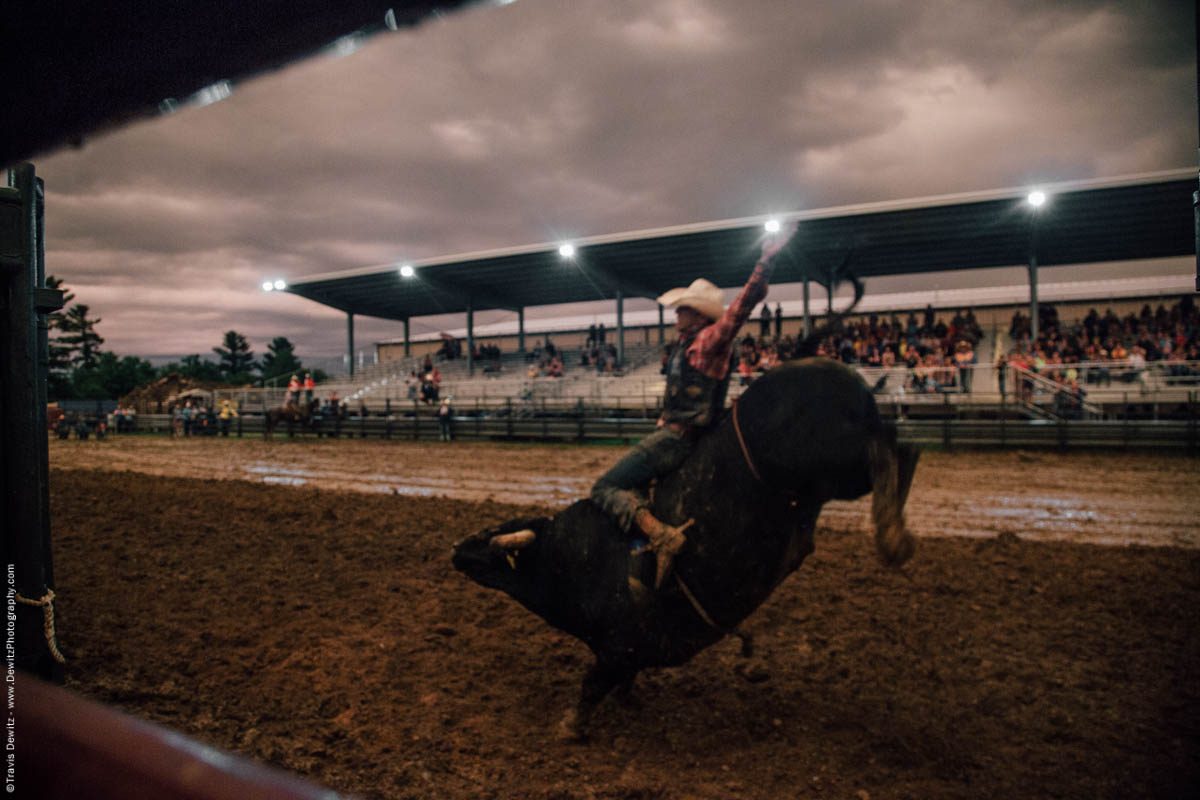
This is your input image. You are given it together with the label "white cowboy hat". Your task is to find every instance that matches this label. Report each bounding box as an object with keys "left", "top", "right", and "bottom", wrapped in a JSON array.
[{"left": 657, "top": 278, "right": 724, "bottom": 320}]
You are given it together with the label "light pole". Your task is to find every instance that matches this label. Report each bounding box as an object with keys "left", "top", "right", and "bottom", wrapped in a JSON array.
[{"left": 1026, "top": 191, "right": 1046, "bottom": 347}]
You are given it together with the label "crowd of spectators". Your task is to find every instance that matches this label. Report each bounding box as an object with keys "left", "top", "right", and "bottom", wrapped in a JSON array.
[
  {"left": 726, "top": 304, "right": 983, "bottom": 394},
  {"left": 525, "top": 337, "right": 565, "bottom": 378},
  {"left": 405, "top": 355, "right": 443, "bottom": 404},
  {"left": 1006, "top": 295, "right": 1200, "bottom": 390}
]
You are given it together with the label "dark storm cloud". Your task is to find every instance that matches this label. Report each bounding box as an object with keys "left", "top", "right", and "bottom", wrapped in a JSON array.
[{"left": 34, "top": 0, "right": 1195, "bottom": 359}]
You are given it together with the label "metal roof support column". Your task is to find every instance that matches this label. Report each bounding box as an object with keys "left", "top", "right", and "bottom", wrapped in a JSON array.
[
  {"left": 616, "top": 289, "right": 625, "bottom": 367},
  {"left": 347, "top": 312, "right": 355, "bottom": 378},
  {"left": 518, "top": 308, "right": 525, "bottom": 355},
  {"left": 467, "top": 304, "right": 475, "bottom": 377},
  {"left": 403, "top": 318, "right": 410, "bottom": 358},
  {"left": 1029, "top": 212, "right": 1040, "bottom": 346},
  {"left": 802, "top": 278, "right": 811, "bottom": 337},
  {"left": 657, "top": 304, "right": 664, "bottom": 346}
]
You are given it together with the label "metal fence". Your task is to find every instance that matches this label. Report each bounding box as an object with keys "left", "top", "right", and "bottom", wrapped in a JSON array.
[{"left": 112, "top": 407, "right": 1198, "bottom": 450}]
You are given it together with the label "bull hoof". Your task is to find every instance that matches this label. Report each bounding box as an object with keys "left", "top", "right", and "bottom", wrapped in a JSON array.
[{"left": 554, "top": 707, "right": 586, "bottom": 742}]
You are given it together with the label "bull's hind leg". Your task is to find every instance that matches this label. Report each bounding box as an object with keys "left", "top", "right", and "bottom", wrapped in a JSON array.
[{"left": 555, "top": 659, "right": 637, "bottom": 741}]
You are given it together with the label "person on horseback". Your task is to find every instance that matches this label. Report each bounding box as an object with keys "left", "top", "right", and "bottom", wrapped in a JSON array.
[
  {"left": 285, "top": 374, "right": 300, "bottom": 409},
  {"left": 590, "top": 221, "right": 798, "bottom": 590}
]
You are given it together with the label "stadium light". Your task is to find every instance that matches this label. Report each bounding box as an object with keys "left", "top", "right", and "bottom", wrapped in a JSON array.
[
  {"left": 1027, "top": 190, "right": 1047, "bottom": 208},
  {"left": 764, "top": 219, "right": 781, "bottom": 233},
  {"left": 261, "top": 280, "right": 274, "bottom": 292},
  {"left": 273, "top": 279, "right": 287, "bottom": 291},
  {"left": 558, "top": 243, "right": 576, "bottom": 259},
  {"left": 399, "top": 264, "right": 415, "bottom": 278}
]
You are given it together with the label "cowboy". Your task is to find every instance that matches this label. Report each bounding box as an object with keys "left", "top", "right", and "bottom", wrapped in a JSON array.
[
  {"left": 285, "top": 374, "right": 300, "bottom": 407},
  {"left": 590, "top": 221, "right": 797, "bottom": 590},
  {"left": 303, "top": 372, "right": 315, "bottom": 404}
]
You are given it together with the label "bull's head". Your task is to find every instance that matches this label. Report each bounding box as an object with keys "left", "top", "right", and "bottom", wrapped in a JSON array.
[{"left": 451, "top": 518, "right": 549, "bottom": 606}]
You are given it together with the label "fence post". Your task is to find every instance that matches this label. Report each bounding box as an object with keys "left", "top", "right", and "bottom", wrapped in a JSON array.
[
  {"left": 385, "top": 398, "right": 392, "bottom": 439},
  {"left": 942, "top": 392, "right": 951, "bottom": 449},
  {"left": 1122, "top": 392, "right": 1129, "bottom": 448},
  {"left": 506, "top": 397, "right": 513, "bottom": 439},
  {"left": 999, "top": 386, "right": 1007, "bottom": 446},
  {"left": 1190, "top": 390, "right": 1197, "bottom": 453},
  {"left": 236, "top": 400, "right": 243, "bottom": 438},
  {"left": 412, "top": 399, "right": 419, "bottom": 440}
]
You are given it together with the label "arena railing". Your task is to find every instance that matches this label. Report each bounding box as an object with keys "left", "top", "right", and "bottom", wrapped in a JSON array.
[
  {"left": 153, "top": 360, "right": 1200, "bottom": 430},
  {"left": 112, "top": 396, "right": 1199, "bottom": 449}
]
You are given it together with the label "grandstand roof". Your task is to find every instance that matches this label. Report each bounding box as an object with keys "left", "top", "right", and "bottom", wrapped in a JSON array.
[{"left": 285, "top": 168, "right": 1196, "bottom": 324}]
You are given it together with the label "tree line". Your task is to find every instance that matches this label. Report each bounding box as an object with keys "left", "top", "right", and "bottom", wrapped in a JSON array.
[{"left": 47, "top": 276, "right": 327, "bottom": 400}]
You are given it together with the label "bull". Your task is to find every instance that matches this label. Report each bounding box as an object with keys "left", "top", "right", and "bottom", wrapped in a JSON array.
[{"left": 453, "top": 356, "right": 919, "bottom": 739}]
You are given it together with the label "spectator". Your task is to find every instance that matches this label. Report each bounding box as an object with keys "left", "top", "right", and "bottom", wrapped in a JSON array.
[
  {"left": 438, "top": 396, "right": 454, "bottom": 441},
  {"left": 954, "top": 340, "right": 976, "bottom": 393},
  {"left": 303, "top": 372, "right": 315, "bottom": 404},
  {"left": 217, "top": 399, "right": 238, "bottom": 436},
  {"left": 774, "top": 303, "right": 783, "bottom": 339}
]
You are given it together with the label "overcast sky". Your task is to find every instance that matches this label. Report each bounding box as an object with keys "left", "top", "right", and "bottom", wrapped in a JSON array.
[{"left": 33, "top": 0, "right": 1196, "bottom": 365}]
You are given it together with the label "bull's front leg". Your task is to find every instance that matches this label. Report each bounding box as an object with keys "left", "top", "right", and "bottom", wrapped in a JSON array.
[{"left": 555, "top": 659, "right": 637, "bottom": 741}]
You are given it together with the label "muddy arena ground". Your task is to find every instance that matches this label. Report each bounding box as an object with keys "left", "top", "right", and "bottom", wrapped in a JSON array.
[{"left": 47, "top": 437, "right": 1200, "bottom": 799}]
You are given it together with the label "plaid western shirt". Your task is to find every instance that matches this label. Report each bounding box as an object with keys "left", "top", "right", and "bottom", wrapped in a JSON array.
[{"left": 684, "top": 257, "right": 773, "bottom": 380}]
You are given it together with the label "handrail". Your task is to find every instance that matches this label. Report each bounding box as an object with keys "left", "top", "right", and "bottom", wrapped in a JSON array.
[{"left": 1008, "top": 365, "right": 1106, "bottom": 419}]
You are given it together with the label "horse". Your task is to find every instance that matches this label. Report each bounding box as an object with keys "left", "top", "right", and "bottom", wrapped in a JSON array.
[{"left": 264, "top": 398, "right": 317, "bottom": 439}]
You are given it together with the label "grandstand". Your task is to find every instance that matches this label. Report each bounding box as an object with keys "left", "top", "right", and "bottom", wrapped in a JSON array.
[{"left": 215, "top": 169, "right": 1200, "bottom": 439}]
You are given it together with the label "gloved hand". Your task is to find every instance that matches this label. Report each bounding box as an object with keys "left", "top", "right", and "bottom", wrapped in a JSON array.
[{"left": 761, "top": 219, "right": 798, "bottom": 261}]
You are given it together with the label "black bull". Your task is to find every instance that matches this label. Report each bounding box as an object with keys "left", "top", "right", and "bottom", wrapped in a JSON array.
[{"left": 452, "top": 357, "right": 919, "bottom": 737}]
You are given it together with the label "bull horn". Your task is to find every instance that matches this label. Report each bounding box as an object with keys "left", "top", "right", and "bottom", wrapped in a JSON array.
[{"left": 489, "top": 529, "right": 536, "bottom": 550}]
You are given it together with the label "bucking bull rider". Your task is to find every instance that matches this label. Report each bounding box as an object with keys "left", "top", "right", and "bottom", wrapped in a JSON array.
[{"left": 590, "top": 220, "right": 798, "bottom": 592}]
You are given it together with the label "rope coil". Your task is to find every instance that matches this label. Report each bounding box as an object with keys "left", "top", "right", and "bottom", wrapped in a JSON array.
[{"left": 16, "top": 589, "right": 67, "bottom": 664}]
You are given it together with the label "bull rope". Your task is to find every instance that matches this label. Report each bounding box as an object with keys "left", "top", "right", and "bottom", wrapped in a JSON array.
[
  {"left": 730, "top": 398, "right": 763, "bottom": 483},
  {"left": 16, "top": 589, "right": 67, "bottom": 664},
  {"left": 674, "top": 574, "right": 753, "bottom": 657}
]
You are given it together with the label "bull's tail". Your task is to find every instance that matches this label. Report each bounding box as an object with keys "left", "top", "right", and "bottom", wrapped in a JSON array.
[
  {"left": 791, "top": 273, "right": 865, "bottom": 359},
  {"left": 867, "top": 427, "right": 919, "bottom": 567}
]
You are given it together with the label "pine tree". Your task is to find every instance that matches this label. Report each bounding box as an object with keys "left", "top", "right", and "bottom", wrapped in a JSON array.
[
  {"left": 45, "top": 275, "right": 76, "bottom": 396},
  {"left": 259, "top": 337, "right": 303, "bottom": 385},
  {"left": 213, "top": 330, "right": 257, "bottom": 382},
  {"left": 57, "top": 303, "right": 104, "bottom": 369}
]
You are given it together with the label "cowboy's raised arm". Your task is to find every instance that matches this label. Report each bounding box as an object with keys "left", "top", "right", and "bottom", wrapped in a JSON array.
[{"left": 704, "top": 220, "right": 799, "bottom": 345}]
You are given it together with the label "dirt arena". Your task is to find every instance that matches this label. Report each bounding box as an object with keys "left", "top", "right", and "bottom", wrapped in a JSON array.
[{"left": 47, "top": 437, "right": 1200, "bottom": 799}]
